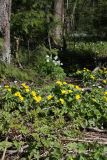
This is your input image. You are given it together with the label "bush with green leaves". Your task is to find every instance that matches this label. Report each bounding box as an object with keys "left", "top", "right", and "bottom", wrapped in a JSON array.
[
  {"left": 73, "top": 67, "right": 107, "bottom": 87},
  {"left": 21, "top": 45, "right": 66, "bottom": 80}
]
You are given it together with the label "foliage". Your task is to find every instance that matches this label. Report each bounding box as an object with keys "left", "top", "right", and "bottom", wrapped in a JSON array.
[
  {"left": 68, "top": 41, "right": 107, "bottom": 58},
  {"left": 65, "top": 0, "right": 107, "bottom": 39},
  {"left": 73, "top": 67, "right": 107, "bottom": 86},
  {"left": 11, "top": 0, "right": 53, "bottom": 46},
  {"left": 0, "top": 68, "right": 107, "bottom": 159}
]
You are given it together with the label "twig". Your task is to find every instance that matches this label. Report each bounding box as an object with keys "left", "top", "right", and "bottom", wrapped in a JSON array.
[
  {"left": 1, "top": 136, "right": 8, "bottom": 160},
  {"left": 7, "top": 145, "right": 29, "bottom": 155}
]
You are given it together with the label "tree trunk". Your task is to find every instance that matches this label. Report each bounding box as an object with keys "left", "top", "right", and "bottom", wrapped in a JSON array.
[
  {"left": 0, "top": 0, "right": 11, "bottom": 63},
  {"left": 54, "top": 0, "right": 64, "bottom": 45}
]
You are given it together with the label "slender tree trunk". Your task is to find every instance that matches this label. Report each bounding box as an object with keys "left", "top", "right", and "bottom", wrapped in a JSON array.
[
  {"left": 54, "top": 0, "right": 64, "bottom": 45},
  {"left": 0, "top": 0, "right": 11, "bottom": 63},
  {"left": 70, "top": 0, "right": 78, "bottom": 31}
]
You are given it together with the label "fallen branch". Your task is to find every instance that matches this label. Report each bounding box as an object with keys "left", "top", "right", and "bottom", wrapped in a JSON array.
[
  {"left": 61, "top": 138, "right": 107, "bottom": 145},
  {"left": 85, "top": 127, "right": 107, "bottom": 133},
  {"left": 7, "top": 145, "right": 29, "bottom": 155},
  {"left": 7, "top": 145, "right": 49, "bottom": 158}
]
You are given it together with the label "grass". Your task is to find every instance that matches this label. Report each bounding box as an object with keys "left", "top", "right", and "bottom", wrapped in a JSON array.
[{"left": 0, "top": 61, "right": 37, "bottom": 82}]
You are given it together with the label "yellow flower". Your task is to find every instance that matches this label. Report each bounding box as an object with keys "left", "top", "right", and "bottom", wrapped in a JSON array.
[
  {"left": 75, "top": 85, "right": 81, "bottom": 90},
  {"left": 83, "top": 68, "right": 90, "bottom": 72},
  {"left": 19, "top": 96, "right": 24, "bottom": 101},
  {"left": 14, "top": 92, "right": 24, "bottom": 101},
  {"left": 7, "top": 88, "right": 11, "bottom": 92},
  {"left": 4, "top": 85, "right": 11, "bottom": 92},
  {"left": 59, "top": 98, "right": 64, "bottom": 104},
  {"left": 61, "top": 90, "right": 68, "bottom": 95},
  {"left": 33, "top": 96, "right": 42, "bottom": 103},
  {"left": 104, "top": 96, "right": 107, "bottom": 102},
  {"left": 63, "top": 82, "right": 67, "bottom": 85},
  {"left": 56, "top": 80, "right": 63, "bottom": 86},
  {"left": 104, "top": 91, "right": 107, "bottom": 96},
  {"left": 68, "top": 90, "right": 73, "bottom": 93},
  {"left": 21, "top": 83, "right": 26, "bottom": 87},
  {"left": 75, "top": 94, "right": 81, "bottom": 100},
  {"left": 31, "top": 91, "right": 36, "bottom": 97},
  {"left": 102, "top": 80, "right": 107, "bottom": 84},
  {"left": 21, "top": 83, "right": 29, "bottom": 89},
  {"left": 47, "top": 95, "right": 53, "bottom": 100},
  {"left": 24, "top": 85, "right": 29, "bottom": 89},
  {"left": 25, "top": 88, "right": 30, "bottom": 92},
  {"left": 14, "top": 92, "right": 21, "bottom": 97},
  {"left": 90, "top": 75, "right": 95, "bottom": 80},
  {"left": 4, "top": 85, "right": 9, "bottom": 88}
]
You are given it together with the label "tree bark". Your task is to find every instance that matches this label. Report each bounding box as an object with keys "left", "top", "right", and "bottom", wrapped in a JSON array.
[
  {"left": 0, "top": 0, "right": 11, "bottom": 63},
  {"left": 54, "top": 0, "right": 64, "bottom": 45}
]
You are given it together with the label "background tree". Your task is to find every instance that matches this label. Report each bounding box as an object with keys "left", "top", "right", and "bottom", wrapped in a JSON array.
[
  {"left": 53, "top": 0, "right": 64, "bottom": 46},
  {"left": 0, "top": 0, "right": 11, "bottom": 63},
  {"left": 64, "top": 0, "right": 107, "bottom": 41}
]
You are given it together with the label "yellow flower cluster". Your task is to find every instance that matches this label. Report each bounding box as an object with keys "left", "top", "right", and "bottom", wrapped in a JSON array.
[
  {"left": 61, "top": 89, "right": 73, "bottom": 95},
  {"left": 75, "top": 94, "right": 81, "bottom": 100},
  {"left": 33, "top": 96, "right": 42, "bottom": 103},
  {"left": 63, "top": 82, "right": 67, "bottom": 85},
  {"left": 104, "top": 91, "right": 107, "bottom": 96},
  {"left": 90, "top": 74, "right": 95, "bottom": 80},
  {"left": 55, "top": 81, "right": 82, "bottom": 102},
  {"left": 59, "top": 98, "right": 64, "bottom": 104},
  {"left": 56, "top": 80, "right": 63, "bottom": 86},
  {"left": 14, "top": 91, "right": 24, "bottom": 101},
  {"left": 83, "top": 68, "right": 90, "bottom": 72},
  {"left": 56, "top": 81, "right": 68, "bottom": 86},
  {"left": 61, "top": 90, "right": 68, "bottom": 95},
  {"left": 21, "top": 83, "right": 30, "bottom": 92},
  {"left": 47, "top": 95, "right": 53, "bottom": 100},
  {"left": 4, "top": 85, "right": 11, "bottom": 92},
  {"left": 68, "top": 90, "right": 73, "bottom": 93},
  {"left": 31, "top": 90, "right": 41, "bottom": 103},
  {"left": 102, "top": 80, "right": 107, "bottom": 84},
  {"left": 31, "top": 91, "right": 36, "bottom": 97},
  {"left": 104, "top": 92, "right": 107, "bottom": 102},
  {"left": 75, "top": 85, "right": 81, "bottom": 90},
  {"left": 104, "top": 97, "right": 107, "bottom": 102}
]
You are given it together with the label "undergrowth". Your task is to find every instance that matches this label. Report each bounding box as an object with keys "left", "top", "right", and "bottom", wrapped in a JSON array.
[{"left": 0, "top": 67, "right": 107, "bottom": 159}]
